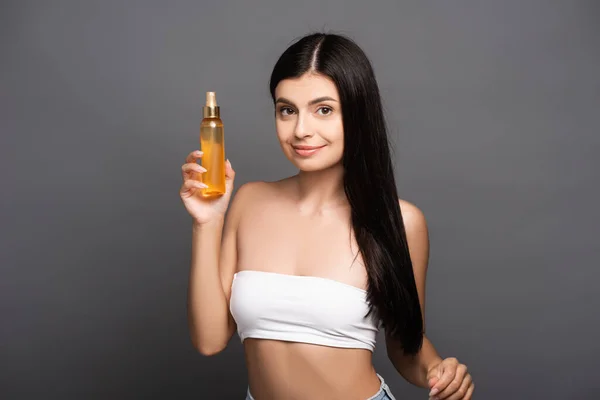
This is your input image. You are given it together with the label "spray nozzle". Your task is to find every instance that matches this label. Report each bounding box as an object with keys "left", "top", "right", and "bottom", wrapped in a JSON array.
[{"left": 206, "top": 92, "right": 217, "bottom": 107}]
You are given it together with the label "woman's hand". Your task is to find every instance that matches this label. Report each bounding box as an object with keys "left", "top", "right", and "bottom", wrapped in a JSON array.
[
  {"left": 426, "top": 357, "right": 474, "bottom": 399},
  {"left": 179, "top": 150, "right": 235, "bottom": 225}
]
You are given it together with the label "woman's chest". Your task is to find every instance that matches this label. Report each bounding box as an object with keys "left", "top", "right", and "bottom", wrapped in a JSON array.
[{"left": 236, "top": 203, "right": 368, "bottom": 289}]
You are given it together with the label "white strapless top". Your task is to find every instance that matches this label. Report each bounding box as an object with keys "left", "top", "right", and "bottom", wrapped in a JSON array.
[{"left": 229, "top": 270, "right": 380, "bottom": 352}]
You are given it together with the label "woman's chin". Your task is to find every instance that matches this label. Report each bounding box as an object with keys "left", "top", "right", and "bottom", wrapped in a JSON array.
[{"left": 288, "top": 158, "right": 342, "bottom": 172}]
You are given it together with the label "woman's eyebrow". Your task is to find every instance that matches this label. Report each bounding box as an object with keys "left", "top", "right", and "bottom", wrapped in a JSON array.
[{"left": 275, "top": 96, "right": 338, "bottom": 107}]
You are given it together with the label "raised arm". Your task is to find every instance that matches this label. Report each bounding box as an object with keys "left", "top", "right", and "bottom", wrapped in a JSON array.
[{"left": 180, "top": 152, "right": 246, "bottom": 355}]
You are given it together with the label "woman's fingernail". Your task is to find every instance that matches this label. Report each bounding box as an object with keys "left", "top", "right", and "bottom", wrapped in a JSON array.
[{"left": 429, "top": 388, "right": 439, "bottom": 396}]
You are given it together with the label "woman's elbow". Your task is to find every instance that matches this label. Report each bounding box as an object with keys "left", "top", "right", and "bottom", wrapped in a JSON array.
[{"left": 191, "top": 337, "right": 227, "bottom": 356}]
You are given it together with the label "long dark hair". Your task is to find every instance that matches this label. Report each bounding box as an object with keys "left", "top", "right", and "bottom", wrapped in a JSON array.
[{"left": 269, "top": 33, "right": 424, "bottom": 355}]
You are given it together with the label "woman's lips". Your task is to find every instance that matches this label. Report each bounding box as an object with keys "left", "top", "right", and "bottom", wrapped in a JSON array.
[{"left": 292, "top": 144, "right": 326, "bottom": 157}]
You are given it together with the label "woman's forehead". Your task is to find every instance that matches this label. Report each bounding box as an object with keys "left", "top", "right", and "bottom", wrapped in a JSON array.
[{"left": 275, "top": 73, "right": 339, "bottom": 103}]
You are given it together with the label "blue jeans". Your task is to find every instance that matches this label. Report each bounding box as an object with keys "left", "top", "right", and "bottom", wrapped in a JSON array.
[{"left": 245, "top": 373, "right": 396, "bottom": 400}]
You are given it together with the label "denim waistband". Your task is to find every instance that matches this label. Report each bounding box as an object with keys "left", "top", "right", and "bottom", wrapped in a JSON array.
[{"left": 245, "top": 373, "right": 396, "bottom": 400}]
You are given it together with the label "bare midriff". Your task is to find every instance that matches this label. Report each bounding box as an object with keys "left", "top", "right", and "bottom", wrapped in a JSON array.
[{"left": 243, "top": 339, "right": 382, "bottom": 400}]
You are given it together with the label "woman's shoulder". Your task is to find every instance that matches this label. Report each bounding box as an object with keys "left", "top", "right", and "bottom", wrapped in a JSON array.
[
  {"left": 398, "top": 198, "right": 424, "bottom": 218},
  {"left": 231, "top": 177, "right": 292, "bottom": 207},
  {"left": 398, "top": 198, "right": 428, "bottom": 238}
]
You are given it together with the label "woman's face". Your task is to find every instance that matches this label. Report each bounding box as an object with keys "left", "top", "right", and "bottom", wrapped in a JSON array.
[{"left": 273, "top": 73, "right": 344, "bottom": 172}]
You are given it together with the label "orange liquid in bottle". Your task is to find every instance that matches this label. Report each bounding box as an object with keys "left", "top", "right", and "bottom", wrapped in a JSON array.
[{"left": 199, "top": 117, "right": 225, "bottom": 197}]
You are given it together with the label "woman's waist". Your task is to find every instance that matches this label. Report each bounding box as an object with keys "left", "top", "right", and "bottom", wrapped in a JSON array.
[{"left": 244, "top": 339, "right": 380, "bottom": 399}]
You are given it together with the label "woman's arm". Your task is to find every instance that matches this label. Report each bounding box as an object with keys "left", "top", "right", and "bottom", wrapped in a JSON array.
[
  {"left": 385, "top": 200, "right": 442, "bottom": 386},
  {"left": 187, "top": 183, "right": 253, "bottom": 355},
  {"left": 386, "top": 333, "right": 442, "bottom": 388},
  {"left": 387, "top": 200, "right": 473, "bottom": 399}
]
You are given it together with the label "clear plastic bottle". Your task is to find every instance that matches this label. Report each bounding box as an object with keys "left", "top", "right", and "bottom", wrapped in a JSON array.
[{"left": 199, "top": 91, "right": 226, "bottom": 197}]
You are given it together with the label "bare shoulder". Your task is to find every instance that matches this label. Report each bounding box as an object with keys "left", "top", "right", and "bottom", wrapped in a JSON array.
[
  {"left": 232, "top": 180, "right": 272, "bottom": 201},
  {"left": 227, "top": 179, "right": 287, "bottom": 218},
  {"left": 398, "top": 199, "right": 430, "bottom": 265},
  {"left": 228, "top": 181, "right": 268, "bottom": 215},
  {"left": 398, "top": 198, "right": 428, "bottom": 233},
  {"left": 233, "top": 179, "right": 285, "bottom": 202}
]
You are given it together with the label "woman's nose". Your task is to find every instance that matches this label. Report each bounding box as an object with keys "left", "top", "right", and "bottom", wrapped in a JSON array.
[{"left": 293, "top": 113, "right": 314, "bottom": 139}]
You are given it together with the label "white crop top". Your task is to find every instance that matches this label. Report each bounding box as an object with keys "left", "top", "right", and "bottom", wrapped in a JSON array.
[{"left": 229, "top": 270, "right": 380, "bottom": 352}]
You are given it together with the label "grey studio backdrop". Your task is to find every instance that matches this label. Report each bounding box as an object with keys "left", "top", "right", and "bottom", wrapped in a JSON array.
[{"left": 1, "top": 1, "right": 599, "bottom": 399}]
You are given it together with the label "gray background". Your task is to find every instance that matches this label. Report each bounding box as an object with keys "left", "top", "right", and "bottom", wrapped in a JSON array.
[{"left": 1, "top": 0, "right": 599, "bottom": 399}]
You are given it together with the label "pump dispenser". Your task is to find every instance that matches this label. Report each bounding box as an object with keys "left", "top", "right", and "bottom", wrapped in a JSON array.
[{"left": 199, "top": 91, "right": 226, "bottom": 197}]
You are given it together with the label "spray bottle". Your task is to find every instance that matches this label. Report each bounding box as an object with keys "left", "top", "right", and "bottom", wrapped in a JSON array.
[{"left": 199, "top": 91, "right": 226, "bottom": 197}]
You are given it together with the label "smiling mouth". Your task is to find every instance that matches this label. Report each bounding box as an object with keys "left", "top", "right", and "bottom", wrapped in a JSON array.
[{"left": 292, "top": 144, "right": 326, "bottom": 156}]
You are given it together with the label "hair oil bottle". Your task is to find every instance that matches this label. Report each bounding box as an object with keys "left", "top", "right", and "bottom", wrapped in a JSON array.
[{"left": 199, "top": 91, "right": 226, "bottom": 197}]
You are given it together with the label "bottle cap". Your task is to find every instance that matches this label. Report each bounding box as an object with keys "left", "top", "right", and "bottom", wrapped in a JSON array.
[{"left": 203, "top": 91, "right": 220, "bottom": 118}]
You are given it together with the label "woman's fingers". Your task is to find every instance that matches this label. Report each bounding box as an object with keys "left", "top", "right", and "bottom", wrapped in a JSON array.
[
  {"left": 225, "top": 159, "right": 235, "bottom": 180},
  {"left": 183, "top": 151, "right": 234, "bottom": 195},
  {"left": 181, "top": 162, "right": 207, "bottom": 181},
  {"left": 224, "top": 159, "right": 235, "bottom": 194},
  {"left": 184, "top": 179, "right": 208, "bottom": 189},
  {"left": 185, "top": 150, "right": 203, "bottom": 163},
  {"left": 433, "top": 361, "right": 466, "bottom": 400},
  {"left": 464, "top": 383, "right": 474, "bottom": 399},
  {"left": 182, "top": 150, "right": 205, "bottom": 181},
  {"left": 445, "top": 373, "right": 472, "bottom": 400},
  {"left": 180, "top": 178, "right": 208, "bottom": 197}
]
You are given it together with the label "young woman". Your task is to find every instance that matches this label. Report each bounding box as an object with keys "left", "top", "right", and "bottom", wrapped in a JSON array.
[{"left": 180, "top": 33, "right": 474, "bottom": 400}]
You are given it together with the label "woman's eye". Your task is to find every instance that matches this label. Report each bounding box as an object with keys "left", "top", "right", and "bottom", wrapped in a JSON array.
[
  {"left": 317, "top": 107, "right": 333, "bottom": 116},
  {"left": 280, "top": 107, "right": 295, "bottom": 116}
]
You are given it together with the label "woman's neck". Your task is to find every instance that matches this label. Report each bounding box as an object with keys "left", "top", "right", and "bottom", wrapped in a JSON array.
[{"left": 292, "top": 163, "right": 348, "bottom": 214}]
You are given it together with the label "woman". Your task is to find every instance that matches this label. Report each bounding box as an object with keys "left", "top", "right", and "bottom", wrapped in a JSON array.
[{"left": 180, "top": 32, "right": 474, "bottom": 400}]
